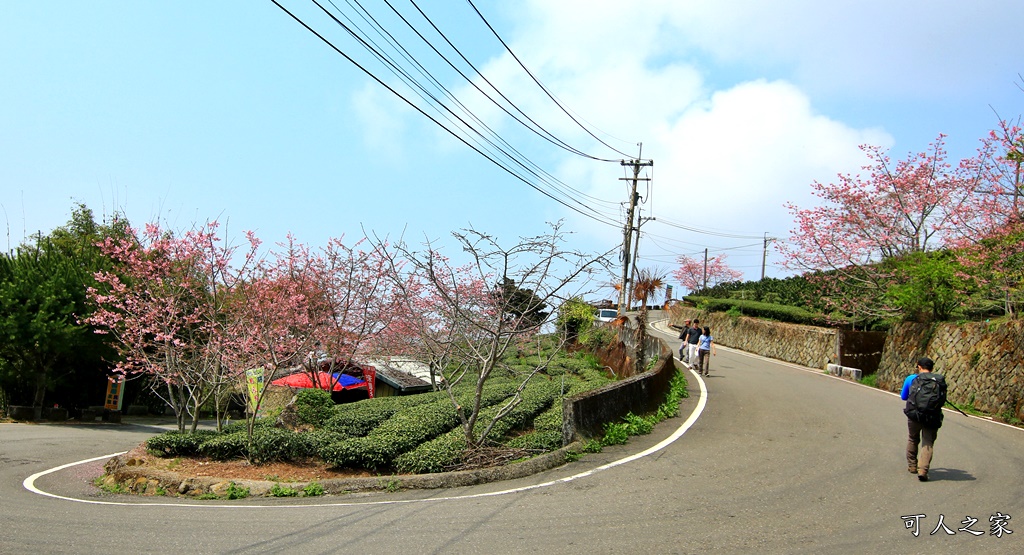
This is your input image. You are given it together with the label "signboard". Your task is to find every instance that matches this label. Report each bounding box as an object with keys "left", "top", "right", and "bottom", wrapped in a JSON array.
[
  {"left": 364, "top": 367, "right": 376, "bottom": 398},
  {"left": 104, "top": 376, "right": 125, "bottom": 411},
  {"left": 665, "top": 285, "right": 673, "bottom": 302},
  {"left": 245, "top": 367, "right": 265, "bottom": 413}
]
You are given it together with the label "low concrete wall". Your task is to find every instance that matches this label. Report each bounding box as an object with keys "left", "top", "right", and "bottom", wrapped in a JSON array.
[{"left": 562, "top": 331, "right": 676, "bottom": 443}]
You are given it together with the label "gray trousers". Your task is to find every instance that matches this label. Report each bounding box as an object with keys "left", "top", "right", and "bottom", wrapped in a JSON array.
[{"left": 906, "top": 419, "right": 938, "bottom": 473}]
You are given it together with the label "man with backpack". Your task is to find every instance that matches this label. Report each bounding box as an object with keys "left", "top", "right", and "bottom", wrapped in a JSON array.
[{"left": 901, "top": 357, "right": 947, "bottom": 482}]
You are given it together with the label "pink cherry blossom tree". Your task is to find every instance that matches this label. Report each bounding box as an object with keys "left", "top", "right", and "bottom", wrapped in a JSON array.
[
  {"left": 673, "top": 253, "right": 743, "bottom": 293},
  {"left": 87, "top": 222, "right": 256, "bottom": 432},
  {"left": 778, "top": 135, "right": 982, "bottom": 323}
]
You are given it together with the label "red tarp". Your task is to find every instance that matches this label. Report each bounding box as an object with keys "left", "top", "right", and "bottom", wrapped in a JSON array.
[{"left": 270, "top": 371, "right": 366, "bottom": 391}]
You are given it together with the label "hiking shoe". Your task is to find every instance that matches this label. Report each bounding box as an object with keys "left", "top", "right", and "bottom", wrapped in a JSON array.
[
  {"left": 908, "top": 464, "right": 917, "bottom": 474},
  {"left": 918, "top": 471, "right": 929, "bottom": 482}
]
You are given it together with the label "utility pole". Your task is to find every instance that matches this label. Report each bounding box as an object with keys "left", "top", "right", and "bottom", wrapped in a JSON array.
[
  {"left": 617, "top": 151, "right": 653, "bottom": 315},
  {"left": 702, "top": 248, "right": 708, "bottom": 291},
  {"left": 627, "top": 216, "right": 655, "bottom": 308},
  {"left": 761, "top": 232, "right": 775, "bottom": 281}
]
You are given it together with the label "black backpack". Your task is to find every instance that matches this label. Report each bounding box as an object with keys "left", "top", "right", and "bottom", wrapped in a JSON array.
[{"left": 904, "top": 373, "right": 947, "bottom": 428}]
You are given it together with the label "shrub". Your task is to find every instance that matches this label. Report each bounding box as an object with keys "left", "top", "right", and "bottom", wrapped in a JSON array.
[
  {"left": 197, "top": 427, "right": 315, "bottom": 464},
  {"left": 196, "top": 431, "right": 248, "bottom": 460},
  {"left": 601, "top": 422, "right": 630, "bottom": 446},
  {"left": 146, "top": 430, "right": 218, "bottom": 457},
  {"left": 505, "top": 430, "right": 562, "bottom": 451},
  {"left": 294, "top": 388, "right": 334, "bottom": 428},
  {"left": 322, "top": 399, "right": 461, "bottom": 469},
  {"left": 323, "top": 391, "right": 446, "bottom": 438},
  {"left": 270, "top": 483, "right": 299, "bottom": 497},
  {"left": 303, "top": 481, "right": 324, "bottom": 496}
]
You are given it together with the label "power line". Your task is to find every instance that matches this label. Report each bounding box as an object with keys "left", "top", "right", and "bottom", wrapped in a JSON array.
[
  {"left": 272, "top": 0, "right": 623, "bottom": 227},
  {"left": 464, "top": 0, "right": 637, "bottom": 160}
]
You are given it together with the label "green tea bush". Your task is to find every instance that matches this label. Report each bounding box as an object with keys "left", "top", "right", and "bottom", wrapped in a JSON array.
[
  {"left": 294, "top": 388, "right": 334, "bottom": 428},
  {"left": 146, "top": 430, "right": 219, "bottom": 457},
  {"left": 504, "top": 429, "right": 562, "bottom": 451},
  {"left": 322, "top": 400, "right": 461, "bottom": 469},
  {"left": 323, "top": 391, "right": 445, "bottom": 438},
  {"left": 393, "top": 429, "right": 467, "bottom": 474},
  {"left": 394, "top": 380, "right": 559, "bottom": 473},
  {"left": 196, "top": 431, "right": 248, "bottom": 460}
]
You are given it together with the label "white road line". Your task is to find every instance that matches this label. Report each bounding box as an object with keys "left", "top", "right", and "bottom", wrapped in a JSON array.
[{"left": 23, "top": 366, "right": 709, "bottom": 508}]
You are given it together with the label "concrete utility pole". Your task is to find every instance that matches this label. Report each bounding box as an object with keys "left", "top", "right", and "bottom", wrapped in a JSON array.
[
  {"left": 702, "top": 247, "right": 708, "bottom": 291},
  {"left": 761, "top": 232, "right": 775, "bottom": 281},
  {"left": 628, "top": 216, "right": 655, "bottom": 307},
  {"left": 617, "top": 154, "right": 653, "bottom": 315}
]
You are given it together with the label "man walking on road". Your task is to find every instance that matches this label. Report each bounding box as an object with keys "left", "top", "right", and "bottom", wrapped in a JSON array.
[
  {"left": 901, "top": 356, "right": 947, "bottom": 482},
  {"left": 685, "top": 320, "right": 702, "bottom": 368}
]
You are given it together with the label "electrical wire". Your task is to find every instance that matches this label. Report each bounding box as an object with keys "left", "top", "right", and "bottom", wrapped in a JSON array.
[
  {"left": 464, "top": 0, "right": 638, "bottom": 160},
  {"left": 271, "top": 0, "right": 623, "bottom": 227}
]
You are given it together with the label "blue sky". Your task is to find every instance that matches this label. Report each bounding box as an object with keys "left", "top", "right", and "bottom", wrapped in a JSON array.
[{"left": 2, "top": 1, "right": 1022, "bottom": 298}]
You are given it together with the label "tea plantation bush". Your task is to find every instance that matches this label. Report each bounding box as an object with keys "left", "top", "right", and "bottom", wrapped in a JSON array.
[{"left": 146, "top": 430, "right": 219, "bottom": 456}]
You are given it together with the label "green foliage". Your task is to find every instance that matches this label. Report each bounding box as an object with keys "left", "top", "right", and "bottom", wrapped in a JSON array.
[
  {"left": 0, "top": 204, "right": 124, "bottom": 408},
  {"left": 146, "top": 430, "right": 219, "bottom": 457},
  {"left": 884, "top": 251, "right": 966, "bottom": 322},
  {"left": 294, "top": 388, "right": 335, "bottom": 428},
  {"left": 196, "top": 427, "right": 317, "bottom": 464},
  {"left": 504, "top": 430, "right": 562, "bottom": 451},
  {"left": 270, "top": 483, "right": 299, "bottom": 497},
  {"left": 556, "top": 297, "right": 596, "bottom": 339},
  {"left": 622, "top": 412, "right": 655, "bottom": 436},
  {"left": 656, "top": 370, "right": 690, "bottom": 420},
  {"left": 322, "top": 391, "right": 445, "bottom": 438},
  {"left": 601, "top": 422, "right": 630, "bottom": 446},
  {"left": 725, "top": 305, "right": 743, "bottom": 318},
  {"left": 577, "top": 325, "right": 616, "bottom": 351},
  {"left": 321, "top": 399, "right": 461, "bottom": 470},
  {"left": 303, "top": 481, "right": 324, "bottom": 497},
  {"left": 494, "top": 277, "right": 549, "bottom": 331},
  {"left": 684, "top": 295, "right": 832, "bottom": 326},
  {"left": 392, "top": 379, "right": 559, "bottom": 473},
  {"left": 224, "top": 482, "right": 250, "bottom": 500}
]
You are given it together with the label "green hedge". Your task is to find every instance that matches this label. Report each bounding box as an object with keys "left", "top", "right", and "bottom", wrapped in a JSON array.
[
  {"left": 321, "top": 399, "right": 461, "bottom": 470},
  {"left": 393, "top": 379, "right": 560, "bottom": 473},
  {"left": 295, "top": 389, "right": 335, "bottom": 427},
  {"left": 683, "top": 296, "right": 832, "bottom": 326},
  {"left": 145, "top": 430, "right": 219, "bottom": 457},
  {"left": 322, "top": 391, "right": 445, "bottom": 438}
]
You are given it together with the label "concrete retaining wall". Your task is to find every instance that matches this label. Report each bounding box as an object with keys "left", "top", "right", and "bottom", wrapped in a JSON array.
[{"left": 562, "top": 329, "right": 677, "bottom": 443}]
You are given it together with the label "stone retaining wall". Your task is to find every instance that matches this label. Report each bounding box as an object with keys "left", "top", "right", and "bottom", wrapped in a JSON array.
[
  {"left": 669, "top": 307, "right": 838, "bottom": 370},
  {"left": 670, "top": 306, "right": 1024, "bottom": 421},
  {"left": 876, "top": 321, "right": 1024, "bottom": 420}
]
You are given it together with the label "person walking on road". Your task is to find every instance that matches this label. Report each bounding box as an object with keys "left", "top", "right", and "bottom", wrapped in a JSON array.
[
  {"left": 900, "top": 356, "right": 947, "bottom": 482},
  {"left": 696, "top": 326, "right": 715, "bottom": 376},
  {"left": 678, "top": 319, "right": 691, "bottom": 359},
  {"left": 685, "top": 320, "right": 702, "bottom": 368}
]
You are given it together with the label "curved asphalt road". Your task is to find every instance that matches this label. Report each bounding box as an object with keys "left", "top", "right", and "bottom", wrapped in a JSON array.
[{"left": 3, "top": 318, "right": 1022, "bottom": 554}]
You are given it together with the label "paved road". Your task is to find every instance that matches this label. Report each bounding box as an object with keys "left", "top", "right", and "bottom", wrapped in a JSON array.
[{"left": 3, "top": 321, "right": 1023, "bottom": 554}]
